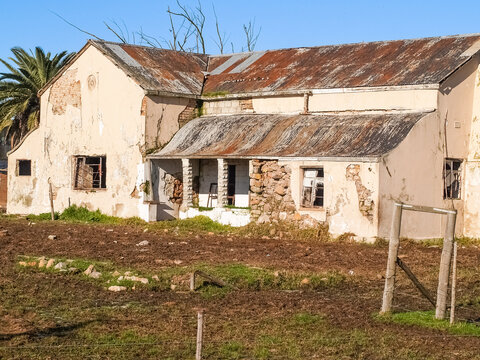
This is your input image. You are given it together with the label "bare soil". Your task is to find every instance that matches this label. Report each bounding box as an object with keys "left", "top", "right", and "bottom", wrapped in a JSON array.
[{"left": 1, "top": 218, "right": 480, "bottom": 359}]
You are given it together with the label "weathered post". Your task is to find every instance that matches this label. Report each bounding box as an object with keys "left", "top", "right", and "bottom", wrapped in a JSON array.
[
  {"left": 196, "top": 310, "right": 204, "bottom": 360},
  {"left": 450, "top": 241, "right": 458, "bottom": 324},
  {"left": 381, "top": 202, "right": 403, "bottom": 314},
  {"left": 435, "top": 210, "right": 457, "bottom": 320},
  {"left": 190, "top": 272, "right": 196, "bottom": 291},
  {"left": 48, "top": 181, "right": 55, "bottom": 221}
]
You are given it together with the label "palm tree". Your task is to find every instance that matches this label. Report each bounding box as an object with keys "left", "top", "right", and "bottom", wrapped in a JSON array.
[{"left": 0, "top": 47, "right": 75, "bottom": 147}]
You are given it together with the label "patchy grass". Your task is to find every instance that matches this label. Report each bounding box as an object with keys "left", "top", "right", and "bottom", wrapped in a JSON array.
[
  {"left": 224, "top": 205, "right": 251, "bottom": 210},
  {"left": 236, "top": 221, "right": 331, "bottom": 241},
  {"left": 23, "top": 206, "right": 338, "bottom": 241},
  {"left": 403, "top": 237, "right": 480, "bottom": 248},
  {"left": 377, "top": 311, "right": 480, "bottom": 336},
  {"left": 191, "top": 205, "right": 214, "bottom": 211},
  {"left": 149, "top": 216, "right": 232, "bottom": 234},
  {"left": 26, "top": 205, "right": 135, "bottom": 224},
  {"left": 16, "top": 256, "right": 346, "bottom": 295}
]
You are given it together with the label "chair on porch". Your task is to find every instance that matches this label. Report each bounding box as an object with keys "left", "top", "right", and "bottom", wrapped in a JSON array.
[{"left": 207, "top": 183, "right": 218, "bottom": 208}]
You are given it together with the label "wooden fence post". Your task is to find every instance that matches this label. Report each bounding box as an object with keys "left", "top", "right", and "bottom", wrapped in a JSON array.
[
  {"left": 450, "top": 241, "right": 458, "bottom": 324},
  {"left": 196, "top": 310, "right": 204, "bottom": 360},
  {"left": 381, "top": 202, "right": 403, "bottom": 314},
  {"left": 435, "top": 211, "right": 456, "bottom": 320},
  {"left": 48, "top": 181, "right": 55, "bottom": 221}
]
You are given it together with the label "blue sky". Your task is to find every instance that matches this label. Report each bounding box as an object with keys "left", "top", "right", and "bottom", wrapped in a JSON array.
[{"left": 1, "top": 0, "right": 480, "bottom": 71}]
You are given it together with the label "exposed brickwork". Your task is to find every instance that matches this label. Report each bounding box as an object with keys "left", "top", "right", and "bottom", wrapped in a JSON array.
[
  {"left": 49, "top": 69, "right": 81, "bottom": 115},
  {"left": 178, "top": 99, "right": 198, "bottom": 127},
  {"left": 203, "top": 99, "right": 255, "bottom": 115},
  {"left": 250, "top": 160, "right": 318, "bottom": 227},
  {"left": 239, "top": 98, "right": 253, "bottom": 111},
  {"left": 140, "top": 96, "right": 147, "bottom": 116},
  {"left": 346, "top": 164, "right": 374, "bottom": 221}
]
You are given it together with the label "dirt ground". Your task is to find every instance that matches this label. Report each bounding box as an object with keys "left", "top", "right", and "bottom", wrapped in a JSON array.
[{"left": 1, "top": 217, "right": 480, "bottom": 359}]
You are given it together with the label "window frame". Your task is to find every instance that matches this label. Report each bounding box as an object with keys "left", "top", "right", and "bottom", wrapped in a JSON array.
[
  {"left": 443, "top": 158, "right": 462, "bottom": 200},
  {"left": 73, "top": 155, "right": 107, "bottom": 190},
  {"left": 16, "top": 159, "right": 32, "bottom": 176},
  {"left": 300, "top": 167, "right": 324, "bottom": 208}
]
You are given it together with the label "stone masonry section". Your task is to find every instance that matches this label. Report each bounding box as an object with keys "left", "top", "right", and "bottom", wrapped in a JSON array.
[
  {"left": 164, "top": 172, "right": 183, "bottom": 204},
  {"left": 181, "top": 159, "right": 193, "bottom": 208},
  {"left": 345, "top": 164, "right": 374, "bottom": 221},
  {"left": 217, "top": 159, "right": 228, "bottom": 207},
  {"left": 49, "top": 69, "right": 81, "bottom": 115},
  {"left": 250, "top": 160, "right": 295, "bottom": 223}
]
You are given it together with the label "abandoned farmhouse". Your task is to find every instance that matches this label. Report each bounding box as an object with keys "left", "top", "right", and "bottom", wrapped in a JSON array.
[{"left": 7, "top": 34, "right": 480, "bottom": 240}]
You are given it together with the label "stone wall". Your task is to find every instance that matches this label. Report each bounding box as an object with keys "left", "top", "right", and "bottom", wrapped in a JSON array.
[
  {"left": 345, "top": 164, "right": 374, "bottom": 221},
  {"left": 164, "top": 172, "right": 183, "bottom": 205},
  {"left": 250, "top": 160, "right": 313, "bottom": 225}
]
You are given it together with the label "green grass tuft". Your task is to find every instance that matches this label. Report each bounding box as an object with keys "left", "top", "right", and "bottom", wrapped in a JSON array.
[{"left": 377, "top": 310, "right": 480, "bottom": 336}]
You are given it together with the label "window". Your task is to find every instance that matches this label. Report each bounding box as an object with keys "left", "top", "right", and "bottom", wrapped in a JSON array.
[
  {"left": 16, "top": 160, "right": 31, "bottom": 176},
  {"left": 73, "top": 156, "right": 106, "bottom": 190},
  {"left": 302, "top": 168, "right": 324, "bottom": 207},
  {"left": 443, "top": 159, "right": 462, "bottom": 199}
]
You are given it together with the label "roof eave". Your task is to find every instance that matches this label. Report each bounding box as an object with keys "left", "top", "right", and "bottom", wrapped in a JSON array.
[{"left": 147, "top": 154, "right": 381, "bottom": 162}]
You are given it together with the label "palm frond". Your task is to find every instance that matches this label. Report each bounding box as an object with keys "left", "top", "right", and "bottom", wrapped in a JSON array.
[{"left": 0, "top": 46, "right": 74, "bottom": 146}]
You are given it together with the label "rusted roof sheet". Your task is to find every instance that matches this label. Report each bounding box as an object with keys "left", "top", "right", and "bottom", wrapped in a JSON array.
[
  {"left": 91, "top": 40, "right": 208, "bottom": 95},
  {"left": 204, "top": 35, "right": 480, "bottom": 94},
  {"left": 150, "top": 112, "right": 430, "bottom": 159}
]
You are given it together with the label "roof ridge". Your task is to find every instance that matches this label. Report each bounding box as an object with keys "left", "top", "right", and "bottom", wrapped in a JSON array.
[
  {"left": 93, "top": 33, "right": 480, "bottom": 59},
  {"left": 90, "top": 39, "right": 209, "bottom": 57}
]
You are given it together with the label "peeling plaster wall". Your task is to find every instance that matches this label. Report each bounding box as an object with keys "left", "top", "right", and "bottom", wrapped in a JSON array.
[
  {"left": 462, "top": 56, "right": 480, "bottom": 236},
  {"left": 144, "top": 95, "right": 193, "bottom": 152},
  {"left": 279, "top": 159, "right": 379, "bottom": 239},
  {"left": 8, "top": 45, "right": 149, "bottom": 219}
]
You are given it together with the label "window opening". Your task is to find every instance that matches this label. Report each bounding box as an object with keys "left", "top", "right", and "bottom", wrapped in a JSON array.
[
  {"left": 443, "top": 159, "right": 461, "bottom": 200},
  {"left": 74, "top": 156, "right": 106, "bottom": 189},
  {"left": 302, "top": 168, "right": 324, "bottom": 207},
  {"left": 17, "top": 160, "right": 31, "bottom": 176}
]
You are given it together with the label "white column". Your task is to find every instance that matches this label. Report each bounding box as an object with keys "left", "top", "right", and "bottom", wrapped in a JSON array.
[
  {"left": 182, "top": 158, "right": 193, "bottom": 208},
  {"left": 217, "top": 159, "right": 228, "bottom": 207}
]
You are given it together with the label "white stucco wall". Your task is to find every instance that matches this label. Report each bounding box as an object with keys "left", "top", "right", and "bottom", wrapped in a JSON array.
[
  {"left": 461, "top": 55, "right": 480, "bottom": 237},
  {"left": 8, "top": 45, "right": 149, "bottom": 219},
  {"left": 378, "top": 112, "right": 447, "bottom": 239},
  {"left": 279, "top": 159, "right": 379, "bottom": 240}
]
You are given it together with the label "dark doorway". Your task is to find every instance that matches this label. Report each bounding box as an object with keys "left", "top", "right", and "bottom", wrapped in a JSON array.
[{"left": 227, "top": 165, "right": 236, "bottom": 205}]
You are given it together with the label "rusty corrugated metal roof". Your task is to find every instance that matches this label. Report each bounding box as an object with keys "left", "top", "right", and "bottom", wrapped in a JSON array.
[
  {"left": 92, "top": 41, "right": 208, "bottom": 95},
  {"left": 89, "top": 35, "right": 480, "bottom": 97},
  {"left": 204, "top": 34, "right": 480, "bottom": 94},
  {"left": 149, "top": 112, "right": 430, "bottom": 159}
]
